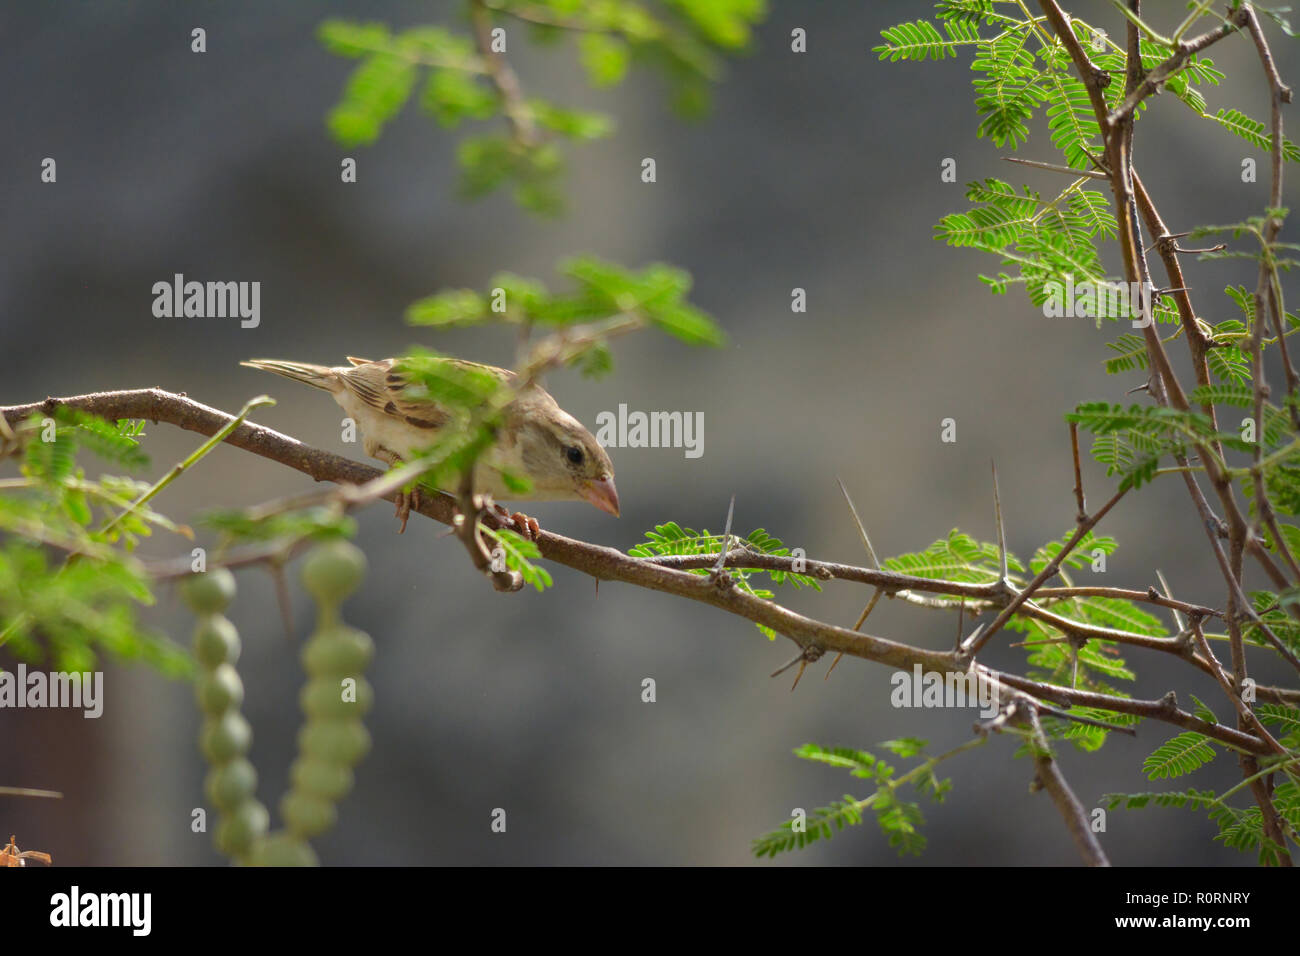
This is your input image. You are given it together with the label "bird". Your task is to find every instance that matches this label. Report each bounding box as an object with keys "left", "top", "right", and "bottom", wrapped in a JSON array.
[{"left": 241, "top": 356, "right": 619, "bottom": 536}]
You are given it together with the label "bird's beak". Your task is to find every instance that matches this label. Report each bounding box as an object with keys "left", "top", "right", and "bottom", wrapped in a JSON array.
[{"left": 581, "top": 476, "right": 620, "bottom": 517}]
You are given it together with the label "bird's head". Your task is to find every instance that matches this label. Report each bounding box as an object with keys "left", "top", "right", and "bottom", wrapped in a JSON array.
[{"left": 505, "top": 390, "right": 619, "bottom": 516}]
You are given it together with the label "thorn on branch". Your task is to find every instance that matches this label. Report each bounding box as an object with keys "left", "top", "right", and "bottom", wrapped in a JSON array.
[
  {"left": 827, "top": 586, "right": 886, "bottom": 682},
  {"left": 772, "top": 643, "right": 824, "bottom": 690},
  {"left": 991, "top": 461, "right": 1009, "bottom": 584},
  {"left": 1001, "top": 156, "right": 1107, "bottom": 180},
  {"left": 713, "top": 495, "right": 736, "bottom": 571},
  {"left": 837, "top": 478, "right": 880, "bottom": 568},
  {"left": 708, "top": 494, "right": 738, "bottom": 591}
]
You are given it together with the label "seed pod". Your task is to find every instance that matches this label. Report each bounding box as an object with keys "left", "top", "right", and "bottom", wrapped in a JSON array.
[
  {"left": 290, "top": 758, "right": 354, "bottom": 801},
  {"left": 250, "top": 832, "right": 319, "bottom": 867},
  {"left": 301, "top": 541, "right": 367, "bottom": 603},
  {"left": 282, "top": 792, "right": 338, "bottom": 838},
  {"left": 193, "top": 616, "right": 241, "bottom": 668},
  {"left": 300, "top": 677, "right": 373, "bottom": 719},
  {"left": 298, "top": 720, "right": 372, "bottom": 765},
  {"left": 200, "top": 711, "right": 253, "bottom": 763},
  {"left": 197, "top": 663, "right": 245, "bottom": 715},
  {"left": 205, "top": 758, "right": 259, "bottom": 811},
  {"left": 214, "top": 800, "right": 269, "bottom": 857},
  {"left": 302, "top": 626, "right": 374, "bottom": 676},
  {"left": 181, "top": 568, "right": 236, "bottom": 615}
]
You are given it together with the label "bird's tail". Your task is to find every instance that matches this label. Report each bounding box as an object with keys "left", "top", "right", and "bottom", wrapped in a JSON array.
[{"left": 240, "top": 359, "right": 342, "bottom": 392}]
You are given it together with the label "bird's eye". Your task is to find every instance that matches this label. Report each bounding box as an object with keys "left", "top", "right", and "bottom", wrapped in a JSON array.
[{"left": 565, "top": 445, "right": 584, "bottom": 465}]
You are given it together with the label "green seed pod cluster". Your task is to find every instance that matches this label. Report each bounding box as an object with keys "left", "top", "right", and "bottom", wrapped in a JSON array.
[
  {"left": 182, "top": 542, "right": 374, "bottom": 867},
  {"left": 279, "top": 541, "right": 373, "bottom": 846},
  {"left": 221, "top": 539, "right": 374, "bottom": 865},
  {"left": 181, "top": 568, "right": 268, "bottom": 865}
]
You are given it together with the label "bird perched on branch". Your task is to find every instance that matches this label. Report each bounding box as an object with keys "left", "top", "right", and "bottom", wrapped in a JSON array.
[{"left": 241, "top": 356, "right": 619, "bottom": 535}]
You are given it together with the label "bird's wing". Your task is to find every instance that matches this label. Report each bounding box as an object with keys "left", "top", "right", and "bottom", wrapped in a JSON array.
[
  {"left": 339, "top": 357, "right": 523, "bottom": 428},
  {"left": 338, "top": 359, "right": 449, "bottom": 430},
  {"left": 340, "top": 356, "right": 541, "bottom": 432}
]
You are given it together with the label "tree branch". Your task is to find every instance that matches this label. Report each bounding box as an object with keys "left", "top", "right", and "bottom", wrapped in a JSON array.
[
  {"left": 469, "top": 0, "right": 539, "bottom": 148},
  {"left": 3, "top": 387, "right": 1289, "bottom": 756},
  {"left": 1108, "top": 15, "right": 1243, "bottom": 124},
  {"left": 1021, "top": 702, "right": 1111, "bottom": 866}
]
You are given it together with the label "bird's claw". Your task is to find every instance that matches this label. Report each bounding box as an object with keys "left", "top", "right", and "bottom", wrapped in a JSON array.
[
  {"left": 489, "top": 502, "right": 539, "bottom": 539},
  {"left": 394, "top": 486, "right": 422, "bottom": 534},
  {"left": 511, "top": 512, "right": 541, "bottom": 540}
]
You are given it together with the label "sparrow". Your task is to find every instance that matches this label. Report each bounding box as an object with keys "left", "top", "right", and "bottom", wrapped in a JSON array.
[{"left": 241, "top": 356, "right": 619, "bottom": 535}]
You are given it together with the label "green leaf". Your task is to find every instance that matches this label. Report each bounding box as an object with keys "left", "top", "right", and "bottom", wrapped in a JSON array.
[
  {"left": 456, "top": 135, "right": 518, "bottom": 198},
  {"left": 1104, "top": 334, "right": 1150, "bottom": 375},
  {"left": 795, "top": 743, "right": 880, "bottom": 777},
  {"left": 405, "top": 289, "right": 488, "bottom": 327},
  {"left": 1188, "top": 383, "right": 1255, "bottom": 409},
  {"left": 667, "top": 0, "right": 765, "bottom": 49},
  {"left": 570, "top": 341, "right": 615, "bottom": 380},
  {"left": 23, "top": 420, "right": 77, "bottom": 486},
  {"left": 1042, "top": 71, "right": 1102, "bottom": 170},
  {"left": 421, "top": 69, "right": 498, "bottom": 127},
  {"left": 649, "top": 301, "right": 725, "bottom": 346},
  {"left": 1101, "top": 788, "right": 1222, "bottom": 811},
  {"left": 1144, "top": 732, "right": 1216, "bottom": 780},
  {"left": 0, "top": 540, "right": 189, "bottom": 677},
  {"left": 884, "top": 529, "right": 1021, "bottom": 585},
  {"left": 1256, "top": 703, "right": 1300, "bottom": 733},
  {"left": 201, "top": 505, "right": 356, "bottom": 544},
  {"left": 751, "top": 797, "right": 868, "bottom": 858},
  {"left": 880, "top": 737, "right": 928, "bottom": 758},
  {"left": 628, "top": 522, "right": 820, "bottom": 638},
  {"left": 530, "top": 100, "right": 614, "bottom": 140},
  {"left": 395, "top": 348, "right": 510, "bottom": 412},
  {"left": 480, "top": 526, "right": 553, "bottom": 591},
  {"left": 971, "top": 25, "right": 1043, "bottom": 150},
  {"left": 579, "top": 33, "right": 631, "bottom": 86},
  {"left": 874, "top": 19, "right": 981, "bottom": 62},
  {"left": 1189, "top": 694, "right": 1220, "bottom": 726},
  {"left": 1207, "top": 108, "right": 1300, "bottom": 163},
  {"left": 317, "top": 20, "right": 391, "bottom": 59},
  {"left": 326, "top": 53, "right": 418, "bottom": 147}
]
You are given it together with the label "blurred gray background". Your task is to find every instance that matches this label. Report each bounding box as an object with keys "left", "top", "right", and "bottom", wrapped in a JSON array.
[{"left": 3, "top": 0, "right": 1298, "bottom": 865}]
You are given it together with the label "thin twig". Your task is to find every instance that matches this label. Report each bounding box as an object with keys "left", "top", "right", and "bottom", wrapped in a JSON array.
[
  {"left": 1190, "top": 620, "right": 1288, "bottom": 757},
  {"left": 469, "top": 0, "right": 538, "bottom": 147},
  {"left": 1070, "top": 422, "right": 1086, "bottom": 520},
  {"left": 1108, "top": 15, "right": 1243, "bottom": 124},
  {"left": 1021, "top": 702, "right": 1111, "bottom": 866}
]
